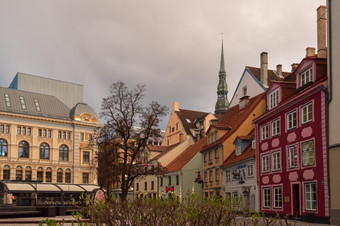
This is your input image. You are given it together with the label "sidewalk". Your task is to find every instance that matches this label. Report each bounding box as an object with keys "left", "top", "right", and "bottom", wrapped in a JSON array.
[
  {"left": 0, "top": 215, "right": 91, "bottom": 225},
  {"left": 0, "top": 215, "right": 335, "bottom": 225}
]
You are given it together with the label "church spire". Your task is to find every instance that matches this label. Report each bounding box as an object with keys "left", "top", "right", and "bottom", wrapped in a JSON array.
[
  {"left": 219, "top": 39, "right": 226, "bottom": 74},
  {"left": 215, "top": 35, "right": 229, "bottom": 115}
]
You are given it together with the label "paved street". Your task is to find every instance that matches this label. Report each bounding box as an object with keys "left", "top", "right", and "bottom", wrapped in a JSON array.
[{"left": 0, "top": 215, "right": 336, "bottom": 226}]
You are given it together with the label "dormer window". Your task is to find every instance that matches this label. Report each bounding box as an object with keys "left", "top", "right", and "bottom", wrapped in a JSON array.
[
  {"left": 269, "top": 89, "right": 279, "bottom": 110},
  {"left": 300, "top": 67, "right": 312, "bottom": 87},
  {"left": 252, "top": 140, "right": 255, "bottom": 150},
  {"left": 4, "top": 94, "right": 11, "bottom": 107},
  {"left": 34, "top": 99, "right": 41, "bottom": 112},
  {"left": 19, "top": 96, "right": 26, "bottom": 110},
  {"left": 235, "top": 146, "right": 242, "bottom": 156}
]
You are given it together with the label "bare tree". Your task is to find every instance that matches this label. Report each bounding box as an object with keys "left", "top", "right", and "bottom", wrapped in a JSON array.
[{"left": 97, "top": 81, "right": 168, "bottom": 200}]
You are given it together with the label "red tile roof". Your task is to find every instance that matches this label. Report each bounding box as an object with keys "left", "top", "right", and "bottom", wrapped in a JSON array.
[
  {"left": 221, "top": 143, "right": 255, "bottom": 168},
  {"left": 149, "top": 143, "right": 180, "bottom": 161},
  {"left": 201, "top": 92, "right": 265, "bottom": 152},
  {"left": 166, "top": 137, "right": 207, "bottom": 173},
  {"left": 247, "top": 66, "right": 291, "bottom": 86},
  {"left": 176, "top": 109, "right": 210, "bottom": 136},
  {"left": 222, "top": 129, "right": 255, "bottom": 167},
  {"left": 146, "top": 145, "right": 167, "bottom": 152}
]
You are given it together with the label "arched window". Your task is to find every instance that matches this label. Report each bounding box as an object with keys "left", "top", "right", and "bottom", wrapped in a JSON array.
[
  {"left": 37, "top": 167, "right": 44, "bottom": 182},
  {"left": 25, "top": 166, "right": 32, "bottom": 181},
  {"left": 0, "top": 139, "right": 8, "bottom": 157},
  {"left": 19, "top": 141, "right": 29, "bottom": 158},
  {"left": 16, "top": 165, "right": 23, "bottom": 180},
  {"left": 57, "top": 168, "right": 63, "bottom": 183},
  {"left": 3, "top": 165, "right": 10, "bottom": 180},
  {"left": 46, "top": 167, "right": 52, "bottom": 182},
  {"left": 40, "top": 143, "right": 50, "bottom": 160},
  {"left": 59, "top": 145, "right": 69, "bottom": 161},
  {"left": 65, "top": 168, "right": 71, "bottom": 183}
]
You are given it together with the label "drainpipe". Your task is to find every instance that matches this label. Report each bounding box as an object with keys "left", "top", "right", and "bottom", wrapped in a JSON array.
[
  {"left": 328, "top": 0, "right": 333, "bottom": 103},
  {"left": 326, "top": 0, "right": 332, "bottom": 216},
  {"left": 72, "top": 123, "right": 75, "bottom": 184}
]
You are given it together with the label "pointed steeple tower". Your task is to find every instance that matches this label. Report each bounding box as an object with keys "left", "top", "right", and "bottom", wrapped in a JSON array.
[{"left": 215, "top": 37, "right": 230, "bottom": 114}]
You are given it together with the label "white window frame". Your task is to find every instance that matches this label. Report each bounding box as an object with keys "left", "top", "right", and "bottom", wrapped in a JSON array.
[
  {"left": 302, "top": 140, "right": 315, "bottom": 167},
  {"left": 301, "top": 102, "right": 313, "bottom": 124},
  {"left": 235, "top": 146, "right": 242, "bottom": 156},
  {"left": 263, "top": 187, "right": 271, "bottom": 208},
  {"left": 226, "top": 170, "right": 231, "bottom": 182},
  {"left": 300, "top": 67, "right": 312, "bottom": 87},
  {"left": 271, "top": 119, "right": 280, "bottom": 136},
  {"left": 247, "top": 165, "right": 254, "bottom": 177},
  {"left": 287, "top": 145, "right": 298, "bottom": 169},
  {"left": 261, "top": 154, "right": 269, "bottom": 173},
  {"left": 272, "top": 151, "right": 281, "bottom": 171},
  {"left": 287, "top": 110, "right": 297, "bottom": 130},
  {"left": 305, "top": 182, "right": 317, "bottom": 211},
  {"left": 215, "top": 169, "right": 220, "bottom": 182},
  {"left": 261, "top": 124, "right": 268, "bottom": 141},
  {"left": 269, "top": 89, "right": 279, "bottom": 110},
  {"left": 273, "top": 186, "right": 282, "bottom": 209}
]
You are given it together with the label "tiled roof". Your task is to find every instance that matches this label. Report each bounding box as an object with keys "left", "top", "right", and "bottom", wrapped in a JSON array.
[
  {"left": 0, "top": 87, "right": 71, "bottom": 120},
  {"left": 176, "top": 109, "right": 210, "bottom": 136},
  {"left": 221, "top": 143, "right": 254, "bottom": 168},
  {"left": 202, "top": 93, "right": 265, "bottom": 152},
  {"left": 146, "top": 145, "right": 169, "bottom": 153},
  {"left": 166, "top": 136, "right": 207, "bottom": 173},
  {"left": 149, "top": 143, "right": 179, "bottom": 161},
  {"left": 247, "top": 66, "right": 291, "bottom": 86}
]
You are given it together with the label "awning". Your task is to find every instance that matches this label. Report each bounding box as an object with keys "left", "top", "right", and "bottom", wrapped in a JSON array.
[
  {"left": 4, "top": 183, "right": 35, "bottom": 192},
  {"left": 79, "top": 185, "right": 100, "bottom": 192},
  {"left": 35, "top": 183, "right": 61, "bottom": 192},
  {"left": 57, "top": 184, "right": 85, "bottom": 192},
  {"left": 0, "top": 181, "right": 100, "bottom": 193}
]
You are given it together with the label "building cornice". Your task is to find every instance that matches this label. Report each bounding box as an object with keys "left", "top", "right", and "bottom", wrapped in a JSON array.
[{"left": 0, "top": 111, "right": 102, "bottom": 129}]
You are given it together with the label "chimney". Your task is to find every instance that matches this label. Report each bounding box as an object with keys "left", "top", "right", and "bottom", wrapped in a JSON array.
[
  {"left": 317, "top": 5, "right": 327, "bottom": 58},
  {"left": 276, "top": 64, "right": 282, "bottom": 77},
  {"left": 260, "top": 52, "right": 268, "bottom": 87},
  {"left": 239, "top": 96, "right": 250, "bottom": 109},
  {"left": 291, "top": 63, "right": 299, "bottom": 72},
  {"left": 306, "top": 47, "right": 316, "bottom": 57},
  {"left": 173, "top": 102, "right": 179, "bottom": 112}
]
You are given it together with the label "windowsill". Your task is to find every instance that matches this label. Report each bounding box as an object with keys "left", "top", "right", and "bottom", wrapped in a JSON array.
[
  {"left": 287, "top": 127, "right": 297, "bottom": 131},
  {"left": 302, "top": 120, "right": 312, "bottom": 125},
  {"left": 297, "top": 81, "right": 313, "bottom": 92}
]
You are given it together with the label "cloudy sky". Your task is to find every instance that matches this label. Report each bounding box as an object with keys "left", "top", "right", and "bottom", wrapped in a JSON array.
[{"left": 0, "top": 0, "right": 326, "bottom": 129}]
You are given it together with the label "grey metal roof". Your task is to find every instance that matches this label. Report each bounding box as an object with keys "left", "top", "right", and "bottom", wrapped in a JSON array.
[
  {"left": 70, "top": 102, "right": 98, "bottom": 119},
  {"left": 0, "top": 87, "right": 71, "bottom": 120}
]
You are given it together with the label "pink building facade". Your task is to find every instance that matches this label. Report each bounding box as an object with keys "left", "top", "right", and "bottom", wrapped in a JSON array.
[{"left": 254, "top": 55, "right": 329, "bottom": 222}]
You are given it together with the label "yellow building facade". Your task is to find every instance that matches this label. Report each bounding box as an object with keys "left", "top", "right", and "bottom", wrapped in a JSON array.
[
  {"left": 201, "top": 94, "right": 266, "bottom": 198},
  {"left": 0, "top": 74, "right": 100, "bottom": 185}
]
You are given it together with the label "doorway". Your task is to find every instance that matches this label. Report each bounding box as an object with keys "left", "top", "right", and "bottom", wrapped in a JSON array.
[{"left": 292, "top": 184, "right": 300, "bottom": 218}]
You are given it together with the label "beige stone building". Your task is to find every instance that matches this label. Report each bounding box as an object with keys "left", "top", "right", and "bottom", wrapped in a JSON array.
[
  {"left": 0, "top": 73, "right": 100, "bottom": 185},
  {"left": 327, "top": 1, "right": 340, "bottom": 224}
]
